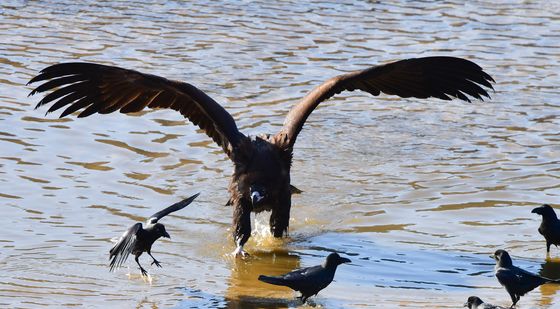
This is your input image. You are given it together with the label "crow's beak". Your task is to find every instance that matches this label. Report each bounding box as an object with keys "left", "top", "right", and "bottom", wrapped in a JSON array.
[
  {"left": 489, "top": 254, "right": 495, "bottom": 260},
  {"left": 463, "top": 302, "right": 468, "bottom": 308},
  {"left": 531, "top": 207, "right": 540, "bottom": 214},
  {"left": 340, "top": 257, "right": 351, "bottom": 264},
  {"left": 164, "top": 231, "right": 171, "bottom": 239}
]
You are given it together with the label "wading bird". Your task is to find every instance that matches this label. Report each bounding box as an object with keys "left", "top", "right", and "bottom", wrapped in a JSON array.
[
  {"left": 28, "top": 56, "right": 494, "bottom": 256},
  {"left": 491, "top": 249, "right": 559, "bottom": 308},
  {"left": 109, "top": 193, "right": 199, "bottom": 276},
  {"left": 258, "top": 252, "right": 350, "bottom": 303},
  {"left": 464, "top": 296, "right": 505, "bottom": 309},
  {"left": 532, "top": 204, "right": 560, "bottom": 254}
]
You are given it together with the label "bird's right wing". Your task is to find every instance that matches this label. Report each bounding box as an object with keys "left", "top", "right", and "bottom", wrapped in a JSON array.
[
  {"left": 28, "top": 63, "right": 247, "bottom": 158},
  {"left": 147, "top": 192, "right": 200, "bottom": 224},
  {"left": 109, "top": 223, "right": 142, "bottom": 272}
]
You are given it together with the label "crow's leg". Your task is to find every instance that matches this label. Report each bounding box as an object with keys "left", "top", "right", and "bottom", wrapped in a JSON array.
[
  {"left": 148, "top": 250, "right": 162, "bottom": 268},
  {"left": 547, "top": 241, "right": 551, "bottom": 253},
  {"left": 232, "top": 200, "right": 252, "bottom": 257},
  {"left": 135, "top": 254, "right": 147, "bottom": 276}
]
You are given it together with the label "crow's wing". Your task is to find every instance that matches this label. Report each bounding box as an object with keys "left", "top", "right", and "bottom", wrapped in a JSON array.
[
  {"left": 109, "top": 223, "right": 142, "bottom": 272},
  {"left": 496, "top": 266, "right": 550, "bottom": 296},
  {"left": 147, "top": 192, "right": 200, "bottom": 224}
]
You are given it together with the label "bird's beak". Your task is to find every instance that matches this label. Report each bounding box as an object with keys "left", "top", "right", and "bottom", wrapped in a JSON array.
[
  {"left": 164, "top": 232, "right": 171, "bottom": 239},
  {"left": 463, "top": 302, "right": 468, "bottom": 308},
  {"left": 340, "top": 257, "right": 351, "bottom": 264},
  {"left": 251, "top": 190, "right": 264, "bottom": 205},
  {"left": 531, "top": 207, "right": 540, "bottom": 214},
  {"left": 489, "top": 254, "right": 495, "bottom": 260}
]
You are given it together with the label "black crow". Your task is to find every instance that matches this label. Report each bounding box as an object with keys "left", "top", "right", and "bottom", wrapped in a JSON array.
[
  {"left": 28, "top": 57, "right": 494, "bottom": 257},
  {"left": 491, "top": 249, "right": 559, "bottom": 307},
  {"left": 109, "top": 193, "right": 199, "bottom": 276},
  {"left": 258, "top": 252, "right": 351, "bottom": 303},
  {"left": 464, "top": 296, "right": 505, "bottom": 309},
  {"left": 532, "top": 204, "right": 560, "bottom": 254}
]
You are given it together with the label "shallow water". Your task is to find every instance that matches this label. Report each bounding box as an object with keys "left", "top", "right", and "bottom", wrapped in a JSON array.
[{"left": 2, "top": 0, "right": 560, "bottom": 308}]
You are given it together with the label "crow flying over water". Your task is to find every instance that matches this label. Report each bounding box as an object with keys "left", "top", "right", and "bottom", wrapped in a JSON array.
[
  {"left": 532, "top": 204, "right": 560, "bottom": 254},
  {"left": 464, "top": 296, "right": 505, "bottom": 309},
  {"left": 491, "top": 249, "right": 559, "bottom": 308},
  {"left": 28, "top": 56, "right": 494, "bottom": 257},
  {"left": 258, "top": 252, "right": 350, "bottom": 303},
  {"left": 109, "top": 193, "right": 199, "bottom": 276}
]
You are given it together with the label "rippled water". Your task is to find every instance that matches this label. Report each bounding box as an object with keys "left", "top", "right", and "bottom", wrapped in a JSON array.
[{"left": 2, "top": 0, "right": 560, "bottom": 308}]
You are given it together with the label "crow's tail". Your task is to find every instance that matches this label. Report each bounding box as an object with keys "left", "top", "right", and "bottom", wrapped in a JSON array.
[{"left": 258, "top": 275, "right": 286, "bottom": 286}]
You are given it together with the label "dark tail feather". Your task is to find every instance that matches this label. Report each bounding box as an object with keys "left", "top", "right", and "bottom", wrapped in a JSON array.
[
  {"left": 552, "top": 279, "right": 560, "bottom": 284},
  {"left": 258, "top": 275, "right": 287, "bottom": 286}
]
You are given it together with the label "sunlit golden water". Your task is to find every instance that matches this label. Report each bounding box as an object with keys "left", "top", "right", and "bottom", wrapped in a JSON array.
[{"left": 2, "top": 0, "right": 560, "bottom": 308}]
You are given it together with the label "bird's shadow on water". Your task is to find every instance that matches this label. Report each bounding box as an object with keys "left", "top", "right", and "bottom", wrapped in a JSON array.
[
  {"left": 538, "top": 256, "right": 560, "bottom": 306},
  {"left": 173, "top": 250, "right": 318, "bottom": 309}
]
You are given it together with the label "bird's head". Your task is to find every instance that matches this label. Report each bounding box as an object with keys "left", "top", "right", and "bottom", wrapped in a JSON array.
[
  {"left": 324, "top": 252, "right": 351, "bottom": 268},
  {"left": 464, "top": 296, "right": 483, "bottom": 308},
  {"left": 491, "top": 249, "right": 512, "bottom": 267},
  {"left": 532, "top": 204, "right": 557, "bottom": 218},
  {"left": 154, "top": 223, "right": 170, "bottom": 239}
]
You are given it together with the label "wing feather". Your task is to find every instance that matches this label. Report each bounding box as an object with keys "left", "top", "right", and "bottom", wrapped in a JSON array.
[
  {"left": 109, "top": 223, "right": 142, "bottom": 272},
  {"left": 147, "top": 192, "right": 200, "bottom": 224},
  {"left": 28, "top": 63, "right": 246, "bottom": 157},
  {"left": 277, "top": 56, "right": 494, "bottom": 148}
]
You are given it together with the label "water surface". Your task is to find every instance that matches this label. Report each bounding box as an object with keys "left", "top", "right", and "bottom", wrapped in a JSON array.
[{"left": 2, "top": 0, "right": 560, "bottom": 308}]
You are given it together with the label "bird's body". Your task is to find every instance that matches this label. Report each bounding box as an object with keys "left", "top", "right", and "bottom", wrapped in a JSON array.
[
  {"left": 491, "top": 249, "right": 559, "bottom": 307},
  {"left": 258, "top": 252, "right": 350, "bottom": 303},
  {"left": 532, "top": 204, "right": 560, "bottom": 253},
  {"left": 28, "top": 56, "right": 494, "bottom": 256},
  {"left": 109, "top": 193, "right": 199, "bottom": 276},
  {"left": 464, "top": 296, "right": 505, "bottom": 309}
]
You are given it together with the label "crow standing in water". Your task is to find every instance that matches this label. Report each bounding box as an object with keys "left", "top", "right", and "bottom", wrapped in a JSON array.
[
  {"left": 464, "top": 296, "right": 505, "bottom": 309},
  {"left": 531, "top": 204, "right": 560, "bottom": 254},
  {"left": 491, "top": 249, "right": 560, "bottom": 308},
  {"left": 109, "top": 193, "right": 199, "bottom": 276},
  {"left": 28, "top": 56, "right": 494, "bottom": 257},
  {"left": 258, "top": 252, "right": 350, "bottom": 303}
]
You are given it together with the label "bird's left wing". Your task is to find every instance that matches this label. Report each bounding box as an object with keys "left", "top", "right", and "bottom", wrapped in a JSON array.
[
  {"left": 109, "top": 222, "right": 142, "bottom": 272},
  {"left": 147, "top": 192, "right": 200, "bottom": 224},
  {"left": 275, "top": 56, "right": 494, "bottom": 149}
]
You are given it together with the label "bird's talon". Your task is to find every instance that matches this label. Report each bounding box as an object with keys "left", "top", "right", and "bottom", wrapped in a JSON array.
[
  {"left": 151, "top": 260, "right": 162, "bottom": 267},
  {"left": 232, "top": 246, "right": 250, "bottom": 258}
]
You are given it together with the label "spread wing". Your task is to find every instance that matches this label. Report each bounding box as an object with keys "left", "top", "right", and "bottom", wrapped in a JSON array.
[
  {"left": 109, "top": 222, "right": 142, "bottom": 272},
  {"left": 28, "top": 63, "right": 246, "bottom": 157},
  {"left": 147, "top": 192, "right": 200, "bottom": 224},
  {"left": 277, "top": 56, "right": 495, "bottom": 148}
]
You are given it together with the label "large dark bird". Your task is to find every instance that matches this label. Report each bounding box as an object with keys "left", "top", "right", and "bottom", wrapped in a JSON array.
[
  {"left": 258, "top": 252, "right": 350, "bottom": 303},
  {"left": 109, "top": 193, "right": 199, "bottom": 276},
  {"left": 532, "top": 204, "right": 560, "bottom": 254},
  {"left": 28, "top": 56, "right": 494, "bottom": 256},
  {"left": 491, "top": 249, "right": 559, "bottom": 308},
  {"left": 464, "top": 296, "right": 505, "bottom": 309}
]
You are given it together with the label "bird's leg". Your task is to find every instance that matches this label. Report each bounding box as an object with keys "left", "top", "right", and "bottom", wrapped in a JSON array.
[
  {"left": 148, "top": 250, "right": 162, "bottom": 268},
  {"left": 135, "top": 255, "right": 147, "bottom": 276},
  {"left": 270, "top": 194, "right": 291, "bottom": 237},
  {"left": 232, "top": 200, "right": 251, "bottom": 258},
  {"left": 547, "top": 241, "right": 551, "bottom": 253}
]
